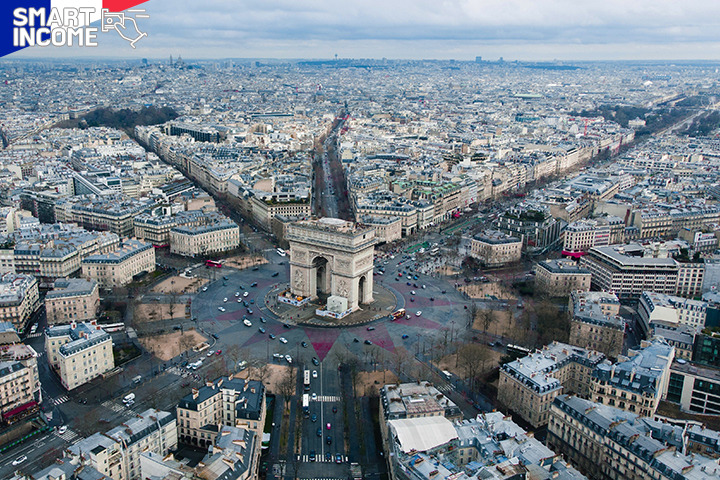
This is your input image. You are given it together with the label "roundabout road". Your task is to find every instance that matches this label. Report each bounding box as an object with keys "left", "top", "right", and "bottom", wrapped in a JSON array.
[{"left": 190, "top": 252, "right": 472, "bottom": 369}]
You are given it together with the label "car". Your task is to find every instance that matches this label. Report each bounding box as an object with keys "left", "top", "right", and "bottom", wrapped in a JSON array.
[
  {"left": 367, "top": 326, "right": 375, "bottom": 331},
  {"left": 216, "top": 350, "right": 222, "bottom": 355},
  {"left": 353, "top": 338, "right": 359, "bottom": 343},
  {"left": 251, "top": 282, "right": 257, "bottom": 287},
  {"left": 243, "top": 319, "right": 252, "bottom": 327},
  {"left": 312, "top": 357, "right": 319, "bottom": 366},
  {"left": 252, "top": 266, "right": 259, "bottom": 271},
  {"left": 247, "top": 309, "right": 253, "bottom": 314},
  {"left": 260, "top": 317, "right": 266, "bottom": 323},
  {"left": 336, "top": 453, "right": 343, "bottom": 464},
  {"left": 243, "top": 292, "right": 249, "bottom": 297},
  {"left": 402, "top": 334, "right": 409, "bottom": 339},
  {"left": 410, "top": 297, "right": 415, "bottom": 302},
  {"left": 441, "top": 290, "right": 446, "bottom": 294},
  {"left": 410, "top": 290, "right": 416, "bottom": 295},
  {"left": 422, "top": 284, "right": 426, "bottom": 289},
  {"left": 326, "top": 435, "right": 332, "bottom": 445},
  {"left": 326, "top": 422, "right": 331, "bottom": 430},
  {"left": 317, "top": 428, "right": 322, "bottom": 437},
  {"left": 272, "top": 272, "right": 279, "bottom": 277},
  {"left": 250, "top": 299, "right": 255, "bottom": 304},
  {"left": 223, "top": 297, "right": 228, "bottom": 302},
  {"left": 326, "top": 452, "right": 332, "bottom": 462},
  {"left": 235, "top": 292, "right": 240, "bottom": 297},
  {"left": 285, "top": 355, "right": 292, "bottom": 363},
  {"left": 272, "top": 353, "right": 283, "bottom": 359},
  {"left": 207, "top": 350, "right": 214, "bottom": 356},
  {"left": 223, "top": 276, "right": 228, "bottom": 280},
  {"left": 269, "top": 334, "right": 276, "bottom": 339},
  {"left": 202, "top": 286, "right": 208, "bottom": 292},
  {"left": 237, "top": 298, "right": 243, "bottom": 303},
  {"left": 279, "top": 337, "right": 288, "bottom": 344},
  {"left": 243, "top": 301, "right": 249, "bottom": 307},
  {"left": 406, "top": 282, "right": 411, "bottom": 286},
  {"left": 259, "top": 327, "right": 266, "bottom": 333},
  {"left": 283, "top": 323, "right": 291, "bottom": 329},
  {"left": 311, "top": 413, "right": 317, "bottom": 422},
  {"left": 309, "top": 450, "right": 316, "bottom": 461},
  {"left": 312, "top": 369, "right": 318, "bottom": 378},
  {"left": 364, "top": 340, "right": 373, "bottom": 345},
  {"left": 301, "top": 341, "right": 308, "bottom": 348},
  {"left": 430, "top": 297, "right": 434, "bottom": 301},
  {"left": 416, "top": 311, "right": 422, "bottom": 316},
  {"left": 218, "top": 307, "right": 225, "bottom": 312},
  {"left": 12, "top": 455, "right": 27, "bottom": 466},
  {"left": 332, "top": 406, "right": 337, "bottom": 413},
  {"left": 311, "top": 393, "right": 317, "bottom": 401},
  {"left": 58, "top": 425, "right": 67, "bottom": 434}
]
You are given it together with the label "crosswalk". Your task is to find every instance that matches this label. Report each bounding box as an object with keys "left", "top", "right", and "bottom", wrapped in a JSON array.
[
  {"left": 36, "top": 351, "right": 45, "bottom": 358},
  {"left": 301, "top": 455, "right": 348, "bottom": 463},
  {"left": 25, "top": 332, "right": 42, "bottom": 339},
  {"left": 56, "top": 428, "right": 80, "bottom": 442},
  {"left": 313, "top": 395, "right": 340, "bottom": 402},
  {"left": 102, "top": 400, "right": 128, "bottom": 414},
  {"left": 436, "top": 384, "right": 452, "bottom": 393},
  {"left": 52, "top": 395, "right": 69, "bottom": 406}
]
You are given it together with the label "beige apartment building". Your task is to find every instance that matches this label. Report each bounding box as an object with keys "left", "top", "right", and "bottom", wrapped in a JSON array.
[
  {"left": 469, "top": 230, "right": 522, "bottom": 267},
  {"left": 568, "top": 291, "right": 625, "bottom": 359},
  {"left": 249, "top": 196, "right": 312, "bottom": 230},
  {"left": 82, "top": 238, "right": 155, "bottom": 288},
  {"left": 68, "top": 408, "right": 177, "bottom": 480},
  {"left": 177, "top": 376, "right": 265, "bottom": 452},
  {"left": 498, "top": 342, "right": 605, "bottom": 428},
  {"left": 359, "top": 215, "right": 402, "bottom": 244},
  {"left": 45, "top": 321, "right": 114, "bottom": 390},
  {"left": 0, "top": 273, "right": 40, "bottom": 332},
  {"left": 169, "top": 221, "right": 240, "bottom": 257},
  {"left": 534, "top": 259, "right": 591, "bottom": 296},
  {"left": 589, "top": 339, "right": 674, "bottom": 418},
  {"left": 45, "top": 278, "right": 99, "bottom": 325},
  {"left": 0, "top": 343, "right": 40, "bottom": 424}
]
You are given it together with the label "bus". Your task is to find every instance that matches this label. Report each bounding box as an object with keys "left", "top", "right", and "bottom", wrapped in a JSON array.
[
  {"left": 206, "top": 260, "right": 223, "bottom": 268},
  {"left": 429, "top": 247, "right": 440, "bottom": 256},
  {"left": 303, "top": 369, "right": 310, "bottom": 391},
  {"left": 302, "top": 394, "right": 310, "bottom": 417},
  {"left": 506, "top": 344, "right": 531, "bottom": 359},
  {"left": 391, "top": 308, "right": 406, "bottom": 321},
  {"left": 276, "top": 248, "right": 286, "bottom": 257}
]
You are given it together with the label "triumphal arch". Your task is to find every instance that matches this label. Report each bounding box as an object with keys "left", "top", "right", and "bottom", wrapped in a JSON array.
[{"left": 287, "top": 217, "right": 376, "bottom": 312}]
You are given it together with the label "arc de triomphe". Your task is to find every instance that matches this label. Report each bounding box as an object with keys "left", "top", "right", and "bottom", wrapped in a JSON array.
[{"left": 287, "top": 218, "right": 375, "bottom": 311}]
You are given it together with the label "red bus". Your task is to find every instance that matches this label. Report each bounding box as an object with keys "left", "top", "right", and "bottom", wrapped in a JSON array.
[
  {"left": 391, "top": 308, "right": 406, "bottom": 321},
  {"left": 205, "top": 260, "right": 223, "bottom": 268}
]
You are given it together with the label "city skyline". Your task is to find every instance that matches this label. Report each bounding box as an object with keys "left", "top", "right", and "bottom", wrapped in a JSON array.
[{"left": 6, "top": 0, "right": 720, "bottom": 61}]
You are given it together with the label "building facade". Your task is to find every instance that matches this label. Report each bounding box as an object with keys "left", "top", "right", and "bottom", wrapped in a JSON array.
[
  {"left": 82, "top": 238, "right": 155, "bottom": 288},
  {"left": 535, "top": 259, "right": 592, "bottom": 296},
  {"left": 0, "top": 343, "right": 40, "bottom": 425},
  {"left": 45, "top": 321, "right": 114, "bottom": 390},
  {"left": 0, "top": 273, "right": 40, "bottom": 332},
  {"left": 469, "top": 230, "right": 522, "bottom": 267},
  {"left": 45, "top": 278, "right": 99, "bottom": 325},
  {"left": 569, "top": 291, "right": 625, "bottom": 359}
]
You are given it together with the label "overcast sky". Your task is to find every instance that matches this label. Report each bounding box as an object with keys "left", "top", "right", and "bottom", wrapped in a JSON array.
[{"left": 10, "top": 0, "right": 720, "bottom": 61}]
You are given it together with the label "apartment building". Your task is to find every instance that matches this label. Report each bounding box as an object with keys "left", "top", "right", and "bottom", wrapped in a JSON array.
[
  {"left": 498, "top": 342, "right": 605, "bottom": 428},
  {"left": 580, "top": 244, "right": 704, "bottom": 299},
  {"left": 0, "top": 273, "right": 40, "bottom": 332},
  {"left": 590, "top": 339, "right": 674, "bottom": 417},
  {"left": 45, "top": 321, "right": 114, "bottom": 390},
  {"left": 55, "top": 195, "right": 151, "bottom": 237},
  {"left": 359, "top": 215, "right": 402, "bottom": 244},
  {"left": 535, "top": 259, "right": 592, "bottom": 296},
  {"left": 0, "top": 343, "right": 40, "bottom": 425},
  {"left": 639, "top": 291, "right": 707, "bottom": 337},
  {"left": 67, "top": 408, "right": 177, "bottom": 480},
  {"left": 82, "top": 238, "right": 155, "bottom": 288},
  {"left": 569, "top": 291, "right": 625, "bottom": 359},
  {"left": 548, "top": 394, "right": 720, "bottom": 480},
  {"left": 248, "top": 195, "right": 312, "bottom": 230},
  {"left": 170, "top": 220, "right": 240, "bottom": 257},
  {"left": 562, "top": 217, "right": 624, "bottom": 255},
  {"left": 496, "top": 205, "right": 563, "bottom": 252},
  {"left": 45, "top": 278, "right": 99, "bottom": 325},
  {"left": 469, "top": 230, "right": 522, "bottom": 267},
  {"left": 176, "top": 376, "right": 265, "bottom": 452},
  {"left": 133, "top": 213, "right": 177, "bottom": 246},
  {"left": 195, "top": 426, "right": 258, "bottom": 480},
  {"left": 379, "top": 381, "right": 462, "bottom": 421}
]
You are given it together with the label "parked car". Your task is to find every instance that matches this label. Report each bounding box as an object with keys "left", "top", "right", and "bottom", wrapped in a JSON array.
[{"left": 279, "top": 337, "right": 288, "bottom": 344}]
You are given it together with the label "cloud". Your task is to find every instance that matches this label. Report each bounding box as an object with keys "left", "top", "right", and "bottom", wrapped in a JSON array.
[{"left": 9, "top": 0, "right": 720, "bottom": 59}]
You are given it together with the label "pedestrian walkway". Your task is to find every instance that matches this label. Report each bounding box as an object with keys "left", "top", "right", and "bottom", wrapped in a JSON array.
[
  {"left": 26, "top": 332, "right": 42, "bottom": 339},
  {"left": 314, "top": 395, "right": 340, "bottom": 402},
  {"left": 436, "top": 384, "right": 452, "bottom": 393},
  {"left": 101, "top": 400, "right": 127, "bottom": 414},
  {"left": 53, "top": 395, "right": 69, "bottom": 406},
  {"left": 56, "top": 428, "right": 80, "bottom": 442}
]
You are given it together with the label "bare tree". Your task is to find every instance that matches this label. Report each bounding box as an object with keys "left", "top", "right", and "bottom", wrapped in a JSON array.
[
  {"left": 457, "top": 343, "right": 491, "bottom": 392},
  {"left": 179, "top": 333, "right": 195, "bottom": 355},
  {"left": 168, "top": 293, "right": 178, "bottom": 319},
  {"left": 467, "top": 301, "right": 478, "bottom": 329},
  {"left": 478, "top": 307, "right": 495, "bottom": 338},
  {"left": 392, "top": 348, "right": 411, "bottom": 376},
  {"left": 278, "top": 365, "right": 296, "bottom": 408}
]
